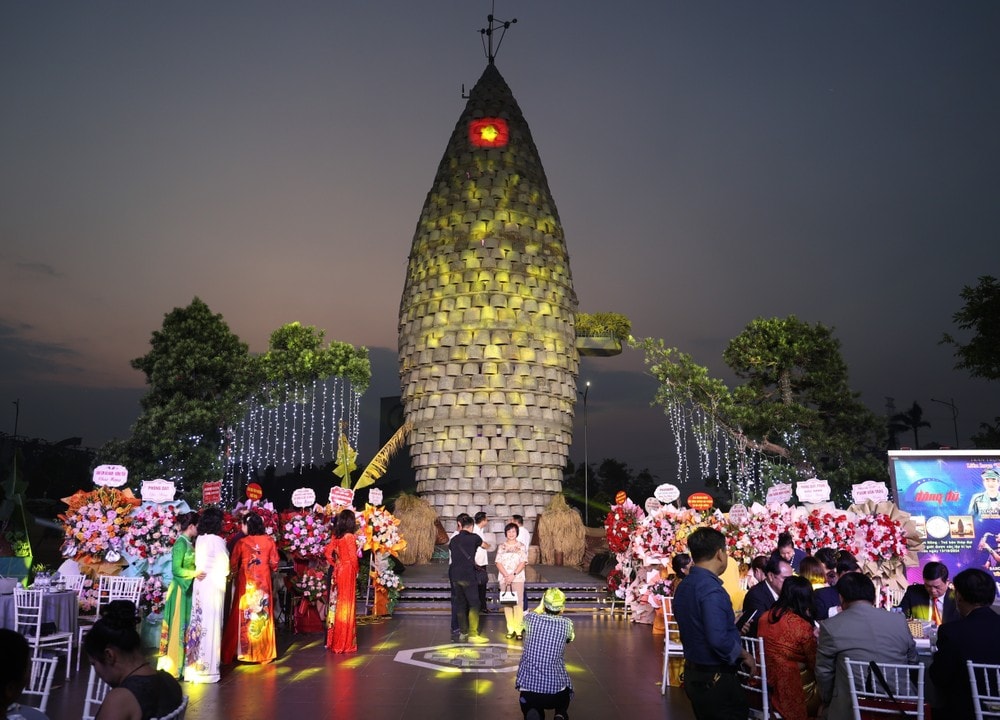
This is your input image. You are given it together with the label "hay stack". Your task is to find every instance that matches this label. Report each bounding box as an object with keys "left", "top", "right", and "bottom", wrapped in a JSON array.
[
  {"left": 537, "top": 494, "right": 586, "bottom": 567},
  {"left": 393, "top": 493, "right": 438, "bottom": 565}
]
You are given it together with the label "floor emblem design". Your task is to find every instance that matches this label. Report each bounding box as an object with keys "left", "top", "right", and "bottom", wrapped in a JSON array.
[{"left": 394, "top": 643, "right": 522, "bottom": 673}]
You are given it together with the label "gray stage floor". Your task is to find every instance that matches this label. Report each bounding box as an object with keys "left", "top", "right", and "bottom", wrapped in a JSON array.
[{"left": 43, "top": 608, "right": 694, "bottom": 720}]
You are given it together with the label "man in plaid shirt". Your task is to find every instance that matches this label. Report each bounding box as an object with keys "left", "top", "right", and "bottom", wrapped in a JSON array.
[{"left": 515, "top": 587, "right": 575, "bottom": 720}]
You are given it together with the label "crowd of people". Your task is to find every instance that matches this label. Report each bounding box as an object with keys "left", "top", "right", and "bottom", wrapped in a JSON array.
[
  {"left": 153, "top": 505, "right": 362, "bottom": 678},
  {"left": 447, "top": 511, "right": 533, "bottom": 642},
  {"left": 10, "top": 500, "right": 1000, "bottom": 720},
  {"left": 672, "top": 527, "right": 1000, "bottom": 720}
]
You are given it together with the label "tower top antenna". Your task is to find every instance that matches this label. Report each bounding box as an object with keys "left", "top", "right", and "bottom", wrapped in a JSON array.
[{"left": 479, "top": 1, "right": 517, "bottom": 65}]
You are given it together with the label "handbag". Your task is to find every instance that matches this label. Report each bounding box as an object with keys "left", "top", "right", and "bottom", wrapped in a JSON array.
[
  {"left": 499, "top": 584, "right": 518, "bottom": 605},
  {"left": 862, "top": 660, "right": 932, "bottom": 720}
]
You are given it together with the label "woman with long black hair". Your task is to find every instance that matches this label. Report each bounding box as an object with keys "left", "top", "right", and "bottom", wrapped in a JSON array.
[
  {"left": 323, "top": 509, "right": 359, "bottom": 653},
  {"left": 756, "top": 575, "right": 820, "bottom": 720},
  {"left": 222, "top": 512, "right": 279, "bottom": 664},
  {"left": 182, "top": 506, "right": 228, "bottom": 684},
  {"left": 156, "top": 511, "right": 203, "bottom": 678}
]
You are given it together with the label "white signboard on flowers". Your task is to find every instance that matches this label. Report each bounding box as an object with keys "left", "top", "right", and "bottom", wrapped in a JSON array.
[
  {"left": 369, "top": 487, "right": 384, "bottom": 507},
  {"left": 644, "top": 497, "right": 662, "bottom": 515},
  {"left": 292, "top": 488, "right": 316, "bottom": 508},
  {"left": 654, "top": 483, "right": 680, "bottom": 504},
  {"left": 141, "top": 479, "right": 175, "bottom": 503},
  {"left": 93, "top": 464, "right": 128, "bottom": 487},
  {"left": 766, "top": 483, "right": 793, "bottom": 506},
  {"left": 728, "top": 503, "right": 750, "bottom": 525},
  {"left": 851, "top": 480, "right": 889, "bottom": 505},
  {"left": 796, "top": 478, "right": 831, "bottom": 504}
]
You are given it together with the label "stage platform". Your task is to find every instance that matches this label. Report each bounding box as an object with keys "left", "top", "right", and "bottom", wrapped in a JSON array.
[
  {"left": 44, "top": 609, "right": 694, "bottom": 720},
  {"left": 393, "top": 559, "right": 613, "bottom": 614}
]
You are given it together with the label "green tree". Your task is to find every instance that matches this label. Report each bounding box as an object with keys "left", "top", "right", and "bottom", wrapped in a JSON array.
[
  {"left": 972, "top": 417, "right": 1000, "bottom": 449},
  {"left": 889, "top": 402, "right": 931, "bottom": 449},
  {"left": 562, "top": 457, "right": 659, "bottom": 526},
  {"left": 941, "top": 275, "right": 1000, "bottom": 381},
  {"left": 574, "top": 312, "right": 632, "bottom": 341},
  {"left": 634, "top": 316, "right": 886, "bottom": 502},
  {"left": 258, "top": 322, "right": 370, "bottom": 393},
  {"left": 100, "top": 298, "right": 256, "bottom": 498}
]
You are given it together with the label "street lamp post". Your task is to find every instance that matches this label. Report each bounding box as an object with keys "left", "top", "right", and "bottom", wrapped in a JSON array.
[
  {"left": 931, "top": 397, "right": 959, "bottom": 449},
  {"left": 580, "top": 381, "right": 590, "bottom": 526}
]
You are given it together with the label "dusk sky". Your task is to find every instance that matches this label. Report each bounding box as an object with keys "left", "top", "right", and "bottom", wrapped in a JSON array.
[{"left": 2, "top": 2, "right": 998, "bottom": 485}]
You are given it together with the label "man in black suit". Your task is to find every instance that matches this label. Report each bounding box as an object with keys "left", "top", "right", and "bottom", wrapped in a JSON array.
[
  {"left": 449, "top": 514, "right": 486, "bottom": 642},
  {"left": 740, "top": 555, "right": 792, "bottom": 636},
  {"left": 930, "top": 568, "right": 1000, "bottom": 720},
  {"left": 897, "top": 561, "right": 960, "bottom": 625}
]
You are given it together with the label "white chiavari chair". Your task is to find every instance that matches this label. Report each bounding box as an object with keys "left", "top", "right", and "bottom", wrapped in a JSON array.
[{"left": 14, "top": 586, "right": 75, "bottom": 680}]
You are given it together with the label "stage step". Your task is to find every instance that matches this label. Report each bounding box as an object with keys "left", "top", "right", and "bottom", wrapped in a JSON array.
[{"left": 393, "top": 581, "right": 612, "bottom": 615}]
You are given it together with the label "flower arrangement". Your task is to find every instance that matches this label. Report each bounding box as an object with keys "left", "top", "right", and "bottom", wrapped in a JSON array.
[
  {"left": 58, "top": 488, "right": 142, "bottom": 560},
  {"left": 633, "top": 508, "right": 677, "bottom": 562},
  {"left": 376, "top": 565, "right": 402, "bottom": 590},
  {"left": 795, "top": 509, "right": 854, "bottom": 555},
  {"left": 294, "top": 567, "right": 328, "bottom": 604},
  {"left": 604, "top": 499, "right": 645, "bottom": 554},
  {"left": 361, "top": 504, "right": 407, "bottom": 558},
  {"left": 78, "top": 575, "right": 97, "bottom": 612},
  {"left": 280, "top": 511, "right": 331, "bottom": 559},
  {"left": 727, "top": 505, "right": 794, "bottom": 563},
  {"left": 851, "top": 513, "right": 909, "bottom": 565},
  {"left": 223, "top": 501, "right": 280, "bottom": 545},
  {"left": 668, "top": 507, "right": 726, "bottom": 551},
  {"left": 141, "top": 574, "right": 167, "bottom": 616},
  {"left": 607, "top": 567, "right": 625, "bottom": 594},
  {"left": 124, "top": 504, "right": 179, "bottom": 561}
]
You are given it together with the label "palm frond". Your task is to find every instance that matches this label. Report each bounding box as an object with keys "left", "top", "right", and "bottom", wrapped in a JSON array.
[{"left": 354, "top": 421, "right": 413, "bottom": 490}]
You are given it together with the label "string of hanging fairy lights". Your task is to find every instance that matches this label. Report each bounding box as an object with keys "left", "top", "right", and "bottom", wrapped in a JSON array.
[
  {"left": 663, "top": 399, "right": 795, "bottom": 505},
  {"left": 221, "top": 377, "right": 361, "bottom": 503}
]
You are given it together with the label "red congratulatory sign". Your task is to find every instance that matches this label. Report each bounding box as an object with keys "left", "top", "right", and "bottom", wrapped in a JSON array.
[
  {"left": 202, "top": 481, "right": 222, "bottom": 505},
  {"left": 687, "top": 492, "right": 714, "bottom": 511}
]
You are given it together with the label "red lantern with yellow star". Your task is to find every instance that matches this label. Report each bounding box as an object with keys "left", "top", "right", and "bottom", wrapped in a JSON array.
[{"left": 469, "top": 117, "right": 509, "bottom": 148}]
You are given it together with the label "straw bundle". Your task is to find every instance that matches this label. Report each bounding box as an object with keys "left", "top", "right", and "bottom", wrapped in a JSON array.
[
  {"left": 392, "top": 493, "right": 438, "bottom": 565},
  {"left": 537, "top": 494, "right": 586, "bottom": 567}
]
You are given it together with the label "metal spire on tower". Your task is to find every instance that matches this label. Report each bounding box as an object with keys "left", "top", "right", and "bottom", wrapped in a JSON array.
[{"left": 480, "top": 1, "right": 517, "bottom": 65}]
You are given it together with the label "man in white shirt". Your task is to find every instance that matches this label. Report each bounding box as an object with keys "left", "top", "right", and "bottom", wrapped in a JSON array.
[
  {"left": 473, "top": 511, "right": 492, "bottom": 613},
  {"left": 512, "top": 514, "right": 532, "bottom": 552}
]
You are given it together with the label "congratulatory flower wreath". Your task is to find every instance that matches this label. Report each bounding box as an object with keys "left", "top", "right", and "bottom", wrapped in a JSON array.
[
  {"left": 59, "top": 488, "right": 141, "bottom": 561},
  {"left": 294, "top": 567, "right": 328, "bottom": 604},
  {"left": 124, "top": 504, "right": 179, "bottom": 561},
  {"left": 604, "top": 499, "right": 645, "bottom": 554},
  {"left": 605, "top": 496, "right": 918, "bottom": 611},
  {"left": 280, "top": 510, "right": 331, "bottom": 560}
]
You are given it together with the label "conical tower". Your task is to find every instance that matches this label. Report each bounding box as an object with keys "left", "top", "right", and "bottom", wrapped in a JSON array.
[{"left": 398, "top": 61, "right": 579, "bottom": 532}]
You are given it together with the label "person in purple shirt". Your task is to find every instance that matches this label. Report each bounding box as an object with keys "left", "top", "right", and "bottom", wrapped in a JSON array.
[{"left": 673, "top": 527, "right": 754, "bottom": 720}]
